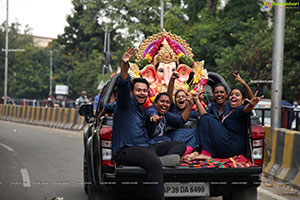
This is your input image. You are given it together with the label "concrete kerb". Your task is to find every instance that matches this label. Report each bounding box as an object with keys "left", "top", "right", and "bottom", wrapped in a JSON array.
[
  {"left": 264, "top": 129, "right": 286, "bottom": 177},
  {"left": 32, "top": 107, "right": 42, "bottom": 125},
  {"left": 63, "top": 108, "right": 76, "bottom": 129},
  {"left": 15, "top": 106, "right": 22, "bottom": 123},
  {"left": 275, "top": 130, "right": 295, "bottom": 181},
  {"left": 5, "top": 105, "right": 11, "bottom": 121},
  {"left": 57, "top": 108, "right": 69, "bottom": 129},
  {"left": 0, "top": 105, "right": 87, "bottom": 131},
  {"left": 0, "top": 104, "right": 6, "bottom": 120},
  {"left": 71, "top": 110, "right": 86, "bottom": 130},
  {"left": 25, "top": 106, "right": 33, "bottom": 125},
  {"left": 263, "top": 128, "right": 300, "bottom": 189},
  {"left": 21, "top": 106, "right": 28, "bottom": 124},
  {"left": 53, "top": 108, "right": 64, "bottom": 128},
  {"left": 4, "top": 105, "right": 9, "bottom": 121},
  {"left": 0, "top": 104, "right": 3, "bottom": 119},
  {"left": 263, "top": 126, "right": 271, "bottom": 167},
  {"left": 29, "top": 106, "right": 37, "bottom": 124},
  {"left": 290, "top": 133, "right": 300, "bottom": 188},
  {"left": 50, "top": 107, "right": 59, "bottom": 128},
  {"left": 37, "top": 107, "right": 47, "bottom": 126},
  {"left": 5, "top": 105, "right": 12, "bottom": 121},
  {"left": 70, "top": 110, "right": 80, "bottom": 130},
  {"left": 11, "top": 105, "right": 17, "bottom": 122},
  {"left": 44, "top": 107, "right": 53, "bottom": 127}
]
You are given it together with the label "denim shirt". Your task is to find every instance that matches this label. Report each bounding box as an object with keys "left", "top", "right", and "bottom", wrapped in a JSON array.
[
  {"left": 169, "top": 102, "right": 199, "bottom": 120},
  {"left": 222, "top": 105, "right": 250, "bottom": 155},
  {"left": 112, "top": 76, "right": 149, "bottom": 156},
  {"left": 144, "top": 105, "right": 186, "bottom": 139},
  {"left": 104, "top": 101, "right": 116, "bottom": 113},
  {"left": 206, "top": 100, "right": 231, "bottom": 120}
]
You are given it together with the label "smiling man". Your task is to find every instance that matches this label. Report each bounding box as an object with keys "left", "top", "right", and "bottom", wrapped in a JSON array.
[{"left": 112, "top": 47, "right": 186, "bottom": 200}]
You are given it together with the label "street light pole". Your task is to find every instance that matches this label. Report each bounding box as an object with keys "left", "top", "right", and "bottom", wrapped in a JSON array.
[
  {"left": 4, "top": 0, "right": 9, "bottom": 105},
  {"left": 160, "top": 0, "right": 164, "bottom": 29},
  {"left": 49, "top": 50, "right": 53, "bottom": 96},
  {"left": 271, "top": 0, "right": 286, "bottom": 143}
]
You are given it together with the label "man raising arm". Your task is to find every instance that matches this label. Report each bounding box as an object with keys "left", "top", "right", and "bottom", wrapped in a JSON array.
[{"left": 112, "top": 48, "right": 186, "bottom": 200}]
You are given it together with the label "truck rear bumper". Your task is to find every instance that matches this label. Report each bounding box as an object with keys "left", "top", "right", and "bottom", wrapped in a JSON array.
[{"left": 102, "top": 165, "right": 262, "bottom": 197}]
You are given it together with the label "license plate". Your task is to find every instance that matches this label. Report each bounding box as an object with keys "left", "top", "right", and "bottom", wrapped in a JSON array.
[{"left": 164, "top": 182, "right": 210, "bottom": 197}]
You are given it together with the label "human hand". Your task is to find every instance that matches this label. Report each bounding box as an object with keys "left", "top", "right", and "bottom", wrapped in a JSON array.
[
  {"left": 198, "top": 88, "right": 205, "bottom": 101},
  {"left": 150, "top": 115, "right": 163, "bottom": 123},
  {"left": 245, "top": 91, "right": 264, "bottom": 106},
  {"left": 170, "top": 71, "right": 180, "bottom": 80},
  {"left": 233, "top": 72, "right": 245, "bottom": 84},
  {"left": 122, "top": 47, "right": 136, "bottom": 63},
  {"left": 186, "top": 93, "right": 194, "bottom": 105},
  {"left": 191, "top": 91, "right": 198, "bottom": 101}
]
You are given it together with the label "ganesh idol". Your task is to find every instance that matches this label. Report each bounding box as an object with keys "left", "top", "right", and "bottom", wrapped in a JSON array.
[{"left": 128, "top": 30, "right": 208, "bottom": 105}]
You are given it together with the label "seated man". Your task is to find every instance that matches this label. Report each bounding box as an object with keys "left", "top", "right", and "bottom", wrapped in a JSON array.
[{"left": 112, "top": 47, "right": 186, "bottom": 200}]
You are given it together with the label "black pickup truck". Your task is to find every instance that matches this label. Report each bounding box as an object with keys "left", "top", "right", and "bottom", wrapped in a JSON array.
[{"left": 79, "top": 72, "right": 265, "bottom": 200}]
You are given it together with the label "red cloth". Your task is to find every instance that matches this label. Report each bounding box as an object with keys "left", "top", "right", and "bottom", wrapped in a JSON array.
[
  {"left": 200, "top": 149, "right": 212, "bottom": 157},
  {"left": 183, "top": 146, "right": 194, "bottom": 157},
  {"left": 179, "top": 155, "right": 257, "bottom": 168}
]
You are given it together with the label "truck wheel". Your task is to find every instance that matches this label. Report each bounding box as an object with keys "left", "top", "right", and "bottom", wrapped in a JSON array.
[
  {"left": 84, "top": 154, "right": 88, "bottom": 194},
  {"left": 87, "top": 164, "right": 101, "bottom": 200},
  {"left": 222, "top": 187, "right": 257, "bottom": 200}
]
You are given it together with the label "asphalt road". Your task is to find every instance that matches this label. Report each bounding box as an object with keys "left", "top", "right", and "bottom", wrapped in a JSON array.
[
  {"left": 0, "top": 121, "right": 299, "bottom": 200},
  {"left": 0, "top": 121, "right": 85, "bottom": 200}
]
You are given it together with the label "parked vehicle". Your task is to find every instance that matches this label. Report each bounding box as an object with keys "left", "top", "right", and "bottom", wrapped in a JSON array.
[
  {"left": 79, "top": 72, "right": 265, "bottom": 200},
  {"left": 253, "top": 99, "right": 271, "bottom": 126},
  {"left": 253, "top": 98, "right": 299, "bottom": 130}
]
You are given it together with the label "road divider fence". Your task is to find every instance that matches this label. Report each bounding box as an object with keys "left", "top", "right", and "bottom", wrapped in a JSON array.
[
  {"left": 263, "top": 126, "right": 300, "bottom": 190},
  {"left": 0, "top": 104, "right": 86, "bottom": 131}
]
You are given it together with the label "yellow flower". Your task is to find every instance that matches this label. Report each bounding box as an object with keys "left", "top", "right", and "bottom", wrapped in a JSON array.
[
  {"left": 193, "top": 68, "right": 202, "bottom": 84},
  {"left": 134, "top": 70, "right": 141, "bottom": 78},
  {"left": 178, "top": 52, "right": 184, "bottom": 59},
  {"left": 145, "top": 54, "right": 152, "bottom": 63}
]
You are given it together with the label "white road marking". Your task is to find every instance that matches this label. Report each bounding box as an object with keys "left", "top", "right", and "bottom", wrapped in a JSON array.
[
  {"left": 20, "top": 169, "right": 31, "bottom": 187},
  {"left": 258, "top": 187, "right": 289, "bottom": 200},
  {"left": 0, "top": 143, "right": 14, "bottom": 152}
]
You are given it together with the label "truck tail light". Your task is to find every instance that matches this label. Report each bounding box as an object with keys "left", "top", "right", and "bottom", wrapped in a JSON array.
[
  {"left": 252, "top": 147, "right": 263, "bottom": 160},
  {"left": 101, "top": 140, "right": 112, "bottom": 148},
  {"left": 99, "top": 125, "right": 113, "bottom": 166},
  {"left": 102, "top": 148, "right": 112, "bottom": 161},
  {"left": 252, "top": 139, "right": 263, "bottom": 147},
  {"left": 251, "top": 125, "right": 265, "bottom": 166}
]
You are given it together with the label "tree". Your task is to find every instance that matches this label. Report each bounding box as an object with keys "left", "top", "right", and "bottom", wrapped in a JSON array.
[
  {"left": 282, "top": 6, "right": 300, "bottom": 101},
  {"left": 215, "top": 14, "right": 273, "bottom": 95},
  {"left": 57, "top": 0, "right": 106, "bottom": 59}
]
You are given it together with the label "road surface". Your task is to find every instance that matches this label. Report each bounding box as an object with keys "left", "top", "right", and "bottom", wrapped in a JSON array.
[{"left": 0, "top": 121, "right": 299, "bottom": 200}]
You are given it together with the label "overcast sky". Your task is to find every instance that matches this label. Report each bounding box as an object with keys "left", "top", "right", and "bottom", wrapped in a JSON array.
[{"left": 0, "top": 0, "right": 73, "bottom": 38}]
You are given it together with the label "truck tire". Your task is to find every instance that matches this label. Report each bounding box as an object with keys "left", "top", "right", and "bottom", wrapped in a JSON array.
[
  {"left": 87, "top": 165, "right": 101, "bottom": 200},
  {"left": 84, "top": 154, "right": 88, "bottom": 194},
  {"left": 223, "top": 187, "right": 257, "bottom": 200}
]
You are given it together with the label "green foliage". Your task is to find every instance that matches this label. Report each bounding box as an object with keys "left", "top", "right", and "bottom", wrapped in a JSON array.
[
  {"left": 1, "top": 0, "right": 299, "bottom": 101},
  {"left": 282, "top": 8, "right": 300, "bottom": 101},
  {"left": 215, "top": 14, "right": 273, "bottom": 90}
]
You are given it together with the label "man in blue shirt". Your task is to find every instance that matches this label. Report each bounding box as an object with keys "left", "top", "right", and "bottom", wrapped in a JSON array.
[
  {"left": 93, "top": 89, "right": 102, "bottom": 111},
  {"left": 113, "top": 47, "right": 186, "bottom": 200}
]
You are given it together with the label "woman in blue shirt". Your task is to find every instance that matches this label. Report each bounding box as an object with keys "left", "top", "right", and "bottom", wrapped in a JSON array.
[
  {"left": 206, "top": 73, "right": 253, "bottom": 121},
  {"left": 184, "top": 89, "right": 264, "bottom": 160},
  {"left": 144, "top": 92, "right": 197, "bottom": 146}
]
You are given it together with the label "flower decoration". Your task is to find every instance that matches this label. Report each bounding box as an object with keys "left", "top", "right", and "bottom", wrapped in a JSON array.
[{"left": 184, "top": 67, "right": 208, "bottom": 93}]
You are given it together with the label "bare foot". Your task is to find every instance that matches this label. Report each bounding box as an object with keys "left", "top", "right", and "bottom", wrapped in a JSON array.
[{"left": 193, "top": 154, "right": 212, "bottom": 160}]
